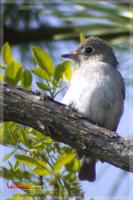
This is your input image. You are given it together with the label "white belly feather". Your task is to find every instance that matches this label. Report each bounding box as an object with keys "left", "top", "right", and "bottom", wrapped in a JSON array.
[{"left": 61, "top": 62, "right": 124, "bottom": 131}]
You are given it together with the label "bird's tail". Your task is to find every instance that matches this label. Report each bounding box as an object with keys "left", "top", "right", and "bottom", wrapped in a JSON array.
[{"left": 78, "top": 157, "right": 96, "bottom": 182}]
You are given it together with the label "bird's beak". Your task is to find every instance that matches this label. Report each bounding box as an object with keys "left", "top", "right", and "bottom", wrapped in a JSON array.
[{"left": 62, "top": 51, "right": 79, "bottom": 62}]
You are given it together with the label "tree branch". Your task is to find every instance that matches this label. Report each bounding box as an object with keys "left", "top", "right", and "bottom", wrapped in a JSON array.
[{"left": 0, "top": 82, "right": 133, "bottom": 173}]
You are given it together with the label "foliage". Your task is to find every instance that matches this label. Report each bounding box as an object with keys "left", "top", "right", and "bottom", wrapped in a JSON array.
[
  {"left": 4, "top": 2, "right": 132, "bottom": 46},
  {"left": 0, "top": 43, "right": 82, "bottom": 198}
]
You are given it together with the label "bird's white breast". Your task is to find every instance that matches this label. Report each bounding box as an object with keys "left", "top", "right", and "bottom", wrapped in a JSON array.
[{"left": 61, "top": 61, "right": 124, "bottom": 131}]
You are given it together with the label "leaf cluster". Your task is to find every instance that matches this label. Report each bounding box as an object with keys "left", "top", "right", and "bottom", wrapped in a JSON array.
[{"left": 0, "top": 43, "right": 82, "bottom": 198}]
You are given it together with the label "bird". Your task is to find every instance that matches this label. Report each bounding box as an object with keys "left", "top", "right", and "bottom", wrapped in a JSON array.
[{"left": 61, "top": 36, "right": 125, "bottom": 182}]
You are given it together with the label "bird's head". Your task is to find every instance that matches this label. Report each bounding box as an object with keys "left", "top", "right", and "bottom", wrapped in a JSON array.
[{"left": 62, "top": 36, "right": 118, "bottom": 67}]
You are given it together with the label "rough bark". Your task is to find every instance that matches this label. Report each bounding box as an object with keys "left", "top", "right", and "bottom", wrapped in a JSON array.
[{"left": 0, "top": 82, "right": 133, "bottom": 173}]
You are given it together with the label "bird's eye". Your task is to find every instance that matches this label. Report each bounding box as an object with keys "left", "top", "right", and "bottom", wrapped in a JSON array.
[{"left": 85, "top": 47, "right": 94, "bottom": 54}]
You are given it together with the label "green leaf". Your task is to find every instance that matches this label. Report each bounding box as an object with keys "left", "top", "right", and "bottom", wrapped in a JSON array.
[
  {"left": 4, "top": 122, "right": 19, "bottom": 145},
  {"left": 32, "top": 129, "right": 52, "bottom": 140},
  {"left": 80, "top": 32, "right": 85, "bottom": 43},
  {"left": 54, "top": 61, "right": 72, "bottom": 83},
  {"left": 36, "top": 82, "right": 51, "bottom": 91},
  {"left": 36, "top": 159, "right": 50, "bottom": 169},
  {"left": 32, "top": 68, "right": 51, "bottom": 81},
  {"left": 64, "top": 172, "right": 75, "bottom": 181},
  {"left": 9, "top": 193, "right": 21, "bottom": 200},
  {"left": 19, "top": 130, "right": 28, "bottom": 145},
  {"left": 2, "top": 42, "right": 13, "bottom": 65},
  {"left": 31, "top": 168, "right": 50, "bottom": 176},
  {"left": 66, "top": 158, "right": 80, "bottom": 171},
  {"left": 32, "top": 46, "right": 55, "bottom": 76},
  {"left": 0, "top": 125, "right": 4, "bottom": 144},
  {"left": 31, "top": 55, "right": 37, "bottom": 65},
  {"left": 0, "top": 74, "right": 3, "bottom": 81},
  {"left": 54, "top": 153, "right": 75, "bottom": 172},
  {"left": 21, "top": 69, "right": 32, "bottom": 89},
  {"left": 54, "top": 63, "right": 64, "bottom": 82},
  {"left": 3, "top": 149, "right": 16, "bottom": 161},
  {"left": 4, "top": 61, "right": 22, "bottom": 85},
  {"left": 63, "top": 61, "right": 72, "bottom": 80},
  {"left": 15, "top": 154, "right": 37, "bottom": 167},
  {"left": 2, "top": 167, "right": 13, "bottom": 179},
  {"left": 71, "top": 159, "right": 80, "bottom": 171},
  {"left": 13, "top": 160, "right": 19, "bottom": 171}
]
